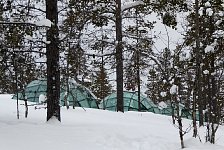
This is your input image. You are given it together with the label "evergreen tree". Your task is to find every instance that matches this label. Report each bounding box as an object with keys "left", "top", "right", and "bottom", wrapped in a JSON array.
[
  {"left": 89, "top": 32, "right": 112, "bottom": 100},
  {"left": 185, "top": 0, "right": 224, "bottom": 143},
  {"left": 91, "top": 65, "right": 112, "bottom": 100},
  {"left": 146, "top": 66, "right": 160, "bottom": 103},
  {"left": 146, "top": 48, "right": 174, "bottom": 104},
  {"left": 115, "top": 0, "right": 123, "bottom": 112},
  {"left": 123, "top": 5, "right": 154, "bottom": 93},
  {"left": 46, "top": 0, "right": 61, "bottom": 122},
  {"left": 0, "top": 0, "right": 47, "bottom": 93}
]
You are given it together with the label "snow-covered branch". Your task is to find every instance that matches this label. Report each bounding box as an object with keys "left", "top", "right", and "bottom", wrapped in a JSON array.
[
  {"left": 121, "top": 1, "right": 144, "bottom": 12},
  {"left": 0, "top": 19, "right": 52, "bottom": 28}
]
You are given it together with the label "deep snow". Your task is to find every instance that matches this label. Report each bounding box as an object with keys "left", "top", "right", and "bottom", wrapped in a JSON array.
[{"left": 0, "top": 94, "right": 224, "bottom": 150}]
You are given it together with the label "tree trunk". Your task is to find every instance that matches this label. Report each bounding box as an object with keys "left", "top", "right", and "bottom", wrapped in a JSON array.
[
  {"left": 210, "top": 53, "right": 218, "bottom": 144},
  {"left": 23, "top": 91, "right": 28, "bottom": 118},
  {"left": 195, "top": 0, "right": 204, "bottom": 126},
  {"left": 192, "top": 0, "right": 200, "bottom": 137},
  {"left": 178, "top": 117, "right": 185, "bottom": 149},
  {"left": 192, "top": 93, "right": 197, "bottom": 137},
  {"left": 116, "top": 0, "right": 123, "bottom": 112},
  {"left": 46, "top": 0, "right": 61, "bottom": 121},
  {"left": 13, "top": 53, "right": 19, "bottom": 119},
  {"left": 173, "top": 92, "right": 184, "bottom": 149},
  {"left": 135, "top": 9, "right": 141, "bottom": 112}
]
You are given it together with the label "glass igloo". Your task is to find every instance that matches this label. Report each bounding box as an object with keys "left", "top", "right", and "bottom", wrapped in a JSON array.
[
  {"left": 12, "top": 79, "right": 99, "bottom": 109},
  {"left": 159, "top": 102, "right": 199, "bottom": 120},
  {"left": 60, "top": 80, "right": 99, "bottom": 109},
  {"left": 12, "top": 79, "right": 47, "bottom": 103},
  {"left": 100, "top": 91, "right": 160, "bottom": 113}
]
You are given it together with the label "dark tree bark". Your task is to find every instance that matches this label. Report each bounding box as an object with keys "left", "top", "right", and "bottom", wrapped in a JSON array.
[
  {"left": 137, "top": 50, "right": 141, "bottom": 112},
  {"left": 206, "top": 53, "right": 219, "bottom": 144},
  {"left": 116, "top": 0, "right": 123, "bottom": 112},
  {"left": 176, "top": 79, "right": 184, "bottom": 149},
  {"left": 172, "top": 85, "right": 184, "bottom": 149},
  {"left": 46, "top": 0, "right": 61, "bottom": 121},
  {"left": 178, "top": 116, "right": 185, "bottom": 149},
  {"left": 135, "top": 9, "right": 141, "bottom": 112},
  {"left": 13, "top": 55, "right": 19, "bottom": 119},
  {"left": 192, "top": 0, "right": 200, "bottom": 137}
]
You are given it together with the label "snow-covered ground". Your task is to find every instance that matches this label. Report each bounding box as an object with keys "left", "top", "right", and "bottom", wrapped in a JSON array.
[{"left": 0, "top": 94, "right": 224, "bottom": 150}]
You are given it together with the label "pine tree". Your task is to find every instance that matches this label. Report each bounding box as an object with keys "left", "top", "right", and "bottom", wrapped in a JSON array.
[
  {"left": 146, "top": 67, "right": 161, "bottom": 103},
  {"left": 0, "top": 0, "right": 47, "bottom": 93},
  {"left": 184, "top": 0, "right": 224, "bottom": 143},
  {"left": 88, "top": 32, "right": 112, "bottom": 100},
  {"left": 61, "top": 0, "right": 109, "bottom": 84},
  {"left": 115, "top": 0, "right": 123, "bottom": 112},
  {"left": 46, "top": 0, "right": 61, "bottom": 122},
  {"left": 91, "top": 65, "right": 112, "bottom": 100},
  {"left": 123, "top": 5, "right": 154, "bottom": 93}
]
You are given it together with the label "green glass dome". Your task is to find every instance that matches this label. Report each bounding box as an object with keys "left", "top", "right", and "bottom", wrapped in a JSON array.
[
  {"left": 100, "top": 91, "right": 160, "bottom": 113},
  {"left": 12, "top": 79, "right": 99, "bottom": 109},
  {"left": 60, "top": 82, "right": 99, "bottom": 109},
  {"left": 12, "top": 79, "right": 47, "bottom": 103},
  {"left": 159, "top": 102, "right": 199, "bottom": 120}
]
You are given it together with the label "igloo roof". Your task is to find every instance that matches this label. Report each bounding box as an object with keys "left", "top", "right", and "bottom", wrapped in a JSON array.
[
  {"left": 12, "top": 79, "right": 98, "bottom": 109},
  {"left": 100, "top": 91, "right": 160, "bottom": 113}
]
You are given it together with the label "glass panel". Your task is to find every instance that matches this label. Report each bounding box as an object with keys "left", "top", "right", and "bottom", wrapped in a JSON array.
[
  {"left": 128, "top": 107, "right": 138, "bottom": 111},
  {"left": 124, "top": 92, "right": 132, "bottom": 98},
  {"left": 153, "top": 107, "right": 161, "bottom": 114},
  {"left": 106, "top": 106, "right": 116, "bottom": 111},
  {"left": 79, "top": 99, "right": 90, "bottom": 108},
  {"left": 123, "top": 98, "right": 130, "bottom": 106},
  {"left": 106, "top": 98, "right": 116, "bottom": 107},
  {"left": 109, "top": 93, "right": 116, "bottom": 99},
  {"left": 102, "top": 91, "right": 160, "bottom": 112},
  {"left": 124, "top": 107, "right": 129, "bottom": 111},
  {"left": 141, "top": 99, "right": 151, "bottom": 109},
  {"left": 129, "top": 99, "right": 138, "bottom": 109},
  {"left": 89, "top": 99, "right": 98, "bottom": 108}
]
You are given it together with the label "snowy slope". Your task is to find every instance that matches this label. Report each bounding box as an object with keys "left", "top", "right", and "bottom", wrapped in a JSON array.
[{"left": 0, "top": 94, "right": 224, "bottom": 150}]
